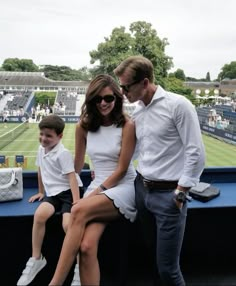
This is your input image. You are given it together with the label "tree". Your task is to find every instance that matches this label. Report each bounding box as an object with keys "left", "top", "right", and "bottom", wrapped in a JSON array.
[
  {"left": 173, "top": 69, "right": 186, "bottom": 81},
  {"left": 42, "top": 65, "right": 92, "bottom": 81},
  {"left": 34, "top": 91, "right": 56, "bottom": 106},
  {"left": 89, "top": 21, "right": 173, "bottom": 82},
  {"left": 76, "top": 66, "right": 92, "bottom": 81},
  {"left": 90, "top": 26, "right": 134, "bottom": 76},
  {"left": 206, "top": 71, "right": 211, "bottom": 81},
  {"left": 1, "top": 59, "right": 92, "bottom": 81},
  {"left": 130, "top": 21, "right": 172, "bottom": 81},
  {"left": 163, "top": 77, "right": 192, "bottom": 96},
  {"left": 2, "top": 58, "right": 38, "bottom": 72},
  {"left": 42, "top": 65, "right": 74, "bottom": 80},
  {"left": 218, "top": 61, "right": 236, "bottom": 80}
]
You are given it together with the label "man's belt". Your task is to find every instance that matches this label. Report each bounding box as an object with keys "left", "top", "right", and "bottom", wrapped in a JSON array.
[{"left": 137, "top": 172, "right": 178, "bottom": 190}]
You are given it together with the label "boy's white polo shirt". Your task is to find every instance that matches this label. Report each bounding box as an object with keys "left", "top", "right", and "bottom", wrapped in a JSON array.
[{"left": 36, "top": 142, "right": 82, "bottom": 197}]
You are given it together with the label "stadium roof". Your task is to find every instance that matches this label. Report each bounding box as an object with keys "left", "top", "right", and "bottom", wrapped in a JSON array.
[{"left": 0, "top": 71, "right": 88, "bottom": 87}]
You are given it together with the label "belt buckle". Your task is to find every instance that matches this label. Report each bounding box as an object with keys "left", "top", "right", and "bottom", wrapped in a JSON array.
[{"left": 143, "top": 179, "right": 152, "bottom": 188}]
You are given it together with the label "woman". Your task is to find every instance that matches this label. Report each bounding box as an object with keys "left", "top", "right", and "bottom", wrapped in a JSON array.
[{"left": 49, "top": 74, "right": 137, "bottom": 285}]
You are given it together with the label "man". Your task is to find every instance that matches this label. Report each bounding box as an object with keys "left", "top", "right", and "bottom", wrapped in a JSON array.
[{"left": 114, "top": 56, "right": 205, "bottom": 286}]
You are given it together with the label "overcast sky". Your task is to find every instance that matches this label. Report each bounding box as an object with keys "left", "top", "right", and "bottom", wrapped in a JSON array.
[{"left": 1, "top": 0, "right": 235, "bottom": 80}]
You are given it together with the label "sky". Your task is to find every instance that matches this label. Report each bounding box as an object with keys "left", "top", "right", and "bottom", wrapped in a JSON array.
[{"left": 1, "top": 0, "right": 235, "bottom": 80}]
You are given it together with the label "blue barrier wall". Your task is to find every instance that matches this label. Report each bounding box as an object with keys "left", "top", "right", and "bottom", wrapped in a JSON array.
[
  {"left": 1, "top": 168, "right": 236, "bottom": 285},
  {"left": 200, "top": 123, "right": 236, "bottom": 143}
]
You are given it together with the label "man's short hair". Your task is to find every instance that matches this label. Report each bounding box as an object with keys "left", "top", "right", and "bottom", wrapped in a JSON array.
[{"left": 114, "top": 55, "right": 154, "bottom": 83}]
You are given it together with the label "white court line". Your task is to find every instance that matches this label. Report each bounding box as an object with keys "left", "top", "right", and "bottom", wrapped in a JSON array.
[
  {"left": 1, "top": 151, "right": 38, "bottom": 153},
  {"left": 6, "top": 139, "right": 74, "bottom": 142},
  {"left": 2, "top": 150, "right": 75, "bottom": 154},
  {"left": 5, "top": 153, "right": 75, "bottom": 158},
  {"left": 6, "top": 155, "right": 37, "bottom": 158}
]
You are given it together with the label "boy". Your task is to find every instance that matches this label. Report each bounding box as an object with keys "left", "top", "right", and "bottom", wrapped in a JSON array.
[{"left": 17, "top": 114, "right": 82, "bottom": 286}]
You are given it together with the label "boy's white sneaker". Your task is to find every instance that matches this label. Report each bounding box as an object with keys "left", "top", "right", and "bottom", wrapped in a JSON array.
[
  {"left": 71, "top": 264, "right": 81, "bottom": 286},
  {"left": 17, "top": 255, "right": 47, "bottom": 285}
]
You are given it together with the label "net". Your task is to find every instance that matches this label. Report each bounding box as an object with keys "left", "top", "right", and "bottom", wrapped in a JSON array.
[{"left": 0, "top": 121, "right": 29, "bottom": 150}]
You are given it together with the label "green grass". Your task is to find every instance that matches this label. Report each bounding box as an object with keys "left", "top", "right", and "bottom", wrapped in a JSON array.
[
  {"left": 0, "top": 123, "right": 77, "bottom": 170},
  {"left": 202, "top": 133, "right": 236, "bottom": 166},
  {"left": 0, "top": 122, "right": 236, "bottom": 170}
]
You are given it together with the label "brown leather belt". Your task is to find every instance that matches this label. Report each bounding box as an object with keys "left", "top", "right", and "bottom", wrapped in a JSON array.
[{"left": 137, "top": 172, "right": 178, "bottom": 190}]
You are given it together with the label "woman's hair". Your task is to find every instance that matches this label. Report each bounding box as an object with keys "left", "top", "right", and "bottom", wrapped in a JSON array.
[{"left": 80, "top": 74, "right": 126, "bottom": 132}]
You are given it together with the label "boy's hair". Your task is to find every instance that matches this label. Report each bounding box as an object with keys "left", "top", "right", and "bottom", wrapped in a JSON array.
[{"left": 38, "top": 114, "right": 65, "bottom": 135}]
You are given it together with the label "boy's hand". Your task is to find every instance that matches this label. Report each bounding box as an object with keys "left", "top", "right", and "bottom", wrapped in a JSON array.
[
  {"left": 28, "top": 193, "right": 44, "bottom": 203},
  {"left": 72, "top": 199, "right": 80, "bottom": 205}
]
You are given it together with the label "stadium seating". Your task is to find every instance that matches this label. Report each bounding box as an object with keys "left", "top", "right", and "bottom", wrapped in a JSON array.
[
  {"left": 0, "top": 155, "right": 9, "bottom": 168},
  {"left": 6, "top": 93, "right": 29, "bottom": 111},
  {"left": 15, "top": 155, "right": 27, "bottom": 169},
  {"left": 54, "top": 91, "right": 77, "bottom": 115}
]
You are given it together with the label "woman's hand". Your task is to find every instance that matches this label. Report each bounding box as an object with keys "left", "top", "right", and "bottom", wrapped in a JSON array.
[{"left": 87, "top": 188, "right": 101, "bottom": 197}]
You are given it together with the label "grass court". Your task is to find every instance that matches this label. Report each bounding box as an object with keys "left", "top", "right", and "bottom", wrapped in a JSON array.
[{"left": 0, "top": 122, "right": 235, "bottom": 170}]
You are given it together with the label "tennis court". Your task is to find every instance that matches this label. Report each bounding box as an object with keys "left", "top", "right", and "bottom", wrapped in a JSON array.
[{"left": 0, "top": 122, "right": 236, "bottom": 170}]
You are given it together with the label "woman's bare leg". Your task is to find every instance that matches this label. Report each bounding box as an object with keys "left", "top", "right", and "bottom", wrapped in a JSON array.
[
  {"left": 49, "top": 194, "right": 119, "bottom": 286},
  {"left": 80, "top": 222, "right": 106, "bottom": 285}
]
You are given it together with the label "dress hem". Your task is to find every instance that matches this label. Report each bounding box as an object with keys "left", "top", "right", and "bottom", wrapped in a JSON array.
[{"left": 102, "top": 193, "right": 135, "bottom": 223}]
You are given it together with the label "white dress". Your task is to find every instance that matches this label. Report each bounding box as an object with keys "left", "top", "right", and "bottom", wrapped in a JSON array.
[{"left": 84, "top": 124, "right": 137, "bottom": 222}]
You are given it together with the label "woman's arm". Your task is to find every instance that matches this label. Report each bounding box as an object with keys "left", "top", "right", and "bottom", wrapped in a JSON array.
[
  {"left": 74, "top": 122, "right": 87, "bottom": 174},
  {"left": 67, "top": 172, "right": 80, "bottom": 203}
]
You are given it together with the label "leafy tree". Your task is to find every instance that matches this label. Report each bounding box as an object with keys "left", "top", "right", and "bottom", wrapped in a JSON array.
[
  {"left": 130, "top": 21, "right": 172, "bottom": 81},
  {"left": 41, "top": 65, "right": 92, "bottom": 81},
  {"left": 34, "top": 91, "right": 56, "bottom": 106},
  {"left": 90, "top": 26, "right": 134, "bottom": 76},
  {"left": 2, "top": 58, "right": 38, "bottom": 72},
  {"left": 76, "top": 66, "right": 92, "bottom": 81},
  {"left": 42, "top": 65, "right": 74, "bottom": 80},
  {"left": 89, "top": 21, "right": 173, "bottom": 82},
  {"left": 218, "top": 61, "right": 236, "bottom": 80},
  {"left": 172, "top": 69, "right": 186, "bottom": 81},
  {"left": 185, "top": 77, "right": 198, "bottom": 82},
  {"left": 164, "top": 71, "right": 198, "bottom": 104},
  {"left": 163, "top": 77, "right": 192, "bottom": 97}
]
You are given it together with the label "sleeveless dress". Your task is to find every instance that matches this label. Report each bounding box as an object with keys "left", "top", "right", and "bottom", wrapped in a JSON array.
[{"left": 84, "top": 124, "right": 137, "bottom": 222}]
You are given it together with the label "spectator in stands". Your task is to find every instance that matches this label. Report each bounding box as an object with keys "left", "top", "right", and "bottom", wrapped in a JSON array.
[
  {"left": 114, "top": 56, "right": 205, "bottom": 286},
  {"left": 49, "top": 74, "right": 137, "bottom": 286},
  {"left": 31, "top": 107, "right": 36, "bottom": 122},
  {"left": 17, "top": 114, "right": 83, "bottom": 286},
  {"left": 36, "top": 110, "right": 41, "bottom": 122},
  {"left": 3, "top": 110, "right": 8, "bottom": 128}
]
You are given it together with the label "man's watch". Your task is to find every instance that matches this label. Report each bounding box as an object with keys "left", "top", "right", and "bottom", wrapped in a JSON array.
[{"left": 174, "top": 189, "right": 192, "bottom": 202}]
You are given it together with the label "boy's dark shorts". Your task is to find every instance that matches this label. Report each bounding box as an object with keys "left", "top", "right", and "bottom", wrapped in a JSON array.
[{"left": 43, "top": 187, "right": 84, "bottom": 214}]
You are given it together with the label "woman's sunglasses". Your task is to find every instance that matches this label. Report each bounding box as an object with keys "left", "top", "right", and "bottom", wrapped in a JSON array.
[{"left": 93, "top": 94, "right": 116, "bottom": 104}]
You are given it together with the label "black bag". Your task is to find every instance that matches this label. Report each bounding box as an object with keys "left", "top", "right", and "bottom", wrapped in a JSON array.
[{"left": 189, "top": 182, "right": 220, "bottom": 202}]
